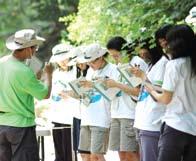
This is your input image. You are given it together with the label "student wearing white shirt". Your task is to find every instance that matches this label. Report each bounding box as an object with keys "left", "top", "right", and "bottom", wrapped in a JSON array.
[
  {"left": 49, "top": 44, "right": 78, "bottom": 161},
  {"left": 146, "top": 24, "right": 196, "bottom": 161},
  {"left": 78, "top": 43, "right": 119, "bottom": 161},
  {"left": 57, "top": 46, "right": 91, "bottom": 161},
  {"left": 132, "top": 25, "right": 173, "bottom": 161},
  {"left": 67, "top": 46, "right": 90, "bottom": 161},
  {"left": 106, "top": 36, "right": 144, "bottom": 161},
  {"left": 106, "top": 36, "right": 164, "bottom": 161}
]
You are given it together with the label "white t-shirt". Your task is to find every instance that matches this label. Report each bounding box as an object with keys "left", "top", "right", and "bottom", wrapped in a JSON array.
[
  {"left": 134, "top": 56, "right": 169, "bottom": 131},
  {"left": 162, "top": 57, "right": 196, "bottom": 136},
  {"left": 48, "top": 67, "right": 80, "bottom": 124},
  {"left": 81, "top": 63, "right": 119, "bottom": 128},
  {"left": 111, "top": 56, "right": 148, "bottom": 119},
  {"left": 111, "top": 90, "right": 137, "bottom": 119}
]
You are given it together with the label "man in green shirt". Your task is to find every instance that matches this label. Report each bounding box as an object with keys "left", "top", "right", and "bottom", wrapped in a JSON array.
[{"left": 0, "top": 29, "right": 53, "bottom": 161}]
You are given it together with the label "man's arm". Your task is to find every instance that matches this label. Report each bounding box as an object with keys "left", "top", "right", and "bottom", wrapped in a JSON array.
[{"left": 41, "top": 63, "right": 53, "bottom": 99}]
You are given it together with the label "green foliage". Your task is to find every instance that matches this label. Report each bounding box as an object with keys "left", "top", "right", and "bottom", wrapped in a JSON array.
[
  {"left": 61, "top": 0, "right": 195, "bottom": 46},
  {"left": 0, "top": 0, "right": 194, "bottom": 58},
  {"left": 0, "top": 0, "right": 34, "bottom": 55},
  {"left": 0, "top": 0, "right": 79, "bottom": 57}
]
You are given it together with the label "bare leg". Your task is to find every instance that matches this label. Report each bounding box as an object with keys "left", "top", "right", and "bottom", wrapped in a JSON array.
[
  {"left": 119, "top": 151, "right": 139, "bottom": 161},
  {"left": 126, "top": 151, "right": 139, "bottom": 161},
  {"left": 91, "top": 153, "right": 106, "bottom": 161},
  {"left": 80, "top": 153, "right": 91, "bottom": 161}
]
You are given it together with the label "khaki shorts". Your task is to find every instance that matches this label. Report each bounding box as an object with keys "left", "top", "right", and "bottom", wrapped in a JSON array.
[
  {"left": 109, "top": 118, "right": 139, "bottom": 152},
  {"left": 78, "top": 126, "right": 109, "bottom": 154}
]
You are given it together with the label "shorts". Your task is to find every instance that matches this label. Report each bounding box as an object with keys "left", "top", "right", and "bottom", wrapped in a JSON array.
[
  {"left": 109, "top": 118, "right": 139, "bottom": 152},
  {"left": 78, "top": 126, "right": 109, "bottom": 154}
]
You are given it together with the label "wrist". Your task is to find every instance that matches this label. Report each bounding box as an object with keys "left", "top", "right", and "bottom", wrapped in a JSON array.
[
  {"left": 116, "top": 82, "right": 122, "bottom": 89},
  {"left": 150, "top": 89, "right": 156, "bottom": 95}
]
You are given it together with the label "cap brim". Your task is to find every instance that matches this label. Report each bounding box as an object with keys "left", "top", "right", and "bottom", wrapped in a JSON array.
[
  {"left": 50, "top": 50, "right": 78, "bottom": 63},
  {"left": 67, "top": 56, "right": 89, "bottom": 66},
  {"left": 6, "top": 35, "right": 23, "bottom": 50},
  {"left": 185, "top": 15, "right": 196, "bottom": 24},
  {"left": 6, "top": 34, "right": 45, "bottom": 51},
  {"left": 49, "top": 54, "right": 68, "bottom": 63},
  {"left": 84, "top": 48, "right": 107, "bottom": 62}
]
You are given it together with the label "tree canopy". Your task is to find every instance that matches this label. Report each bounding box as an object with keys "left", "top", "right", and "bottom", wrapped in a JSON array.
[
  {"left": 0, "top": 0, "right": 195, "bottom": 58},
  {"left": 0, "top": 0, "right": 78, "bottom": 59},
  {"left": 61, "top": 0, "right": 195, "bottom": 46}
]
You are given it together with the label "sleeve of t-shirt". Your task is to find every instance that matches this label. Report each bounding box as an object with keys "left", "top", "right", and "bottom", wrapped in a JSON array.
[
  {"left": 162, "top": 61, "right": 179, "bottom": 92},
  {"left": 23, "top": 72, "right": 48, "bottom": 100},
  {"left": 147, "top": 56, "right": 168, "bottom": 86}
]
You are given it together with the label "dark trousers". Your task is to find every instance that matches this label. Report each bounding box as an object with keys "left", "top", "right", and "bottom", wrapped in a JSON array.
[
  {"left": 73, "top": 118, "right": 81, "bottom": 151},
  {"left": 139, "top": 130, "right": 160, "bottom": 161},
  {"left": 0, "top": 125, "right": 39, "bottom": 161},
  {"left": 72, "top": 118, "right": 81, "bottom": 161},
  {"left": 52, "top": 122, "right": 72, "bottom": 161},
  {"left": 158, "top": 123, "right": 196, "bottom": 161}
]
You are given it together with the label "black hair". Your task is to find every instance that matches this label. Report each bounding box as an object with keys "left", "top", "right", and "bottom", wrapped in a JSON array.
[
  {"left": 148, "top": 47, "right": 162, "bottom": 65},
  {"left": 166, "top": 24, "right": 196, "bottom": 76},
  {"left": 106, "top": 36, "right": 127, "bottom": 51},
  {"left": 106, "top": 36, "right": 137, "bottom": 61},
  {"left": 76, "top": 65, "right": 89, "bottom": 78},
  {"left": 103, "top": 52, "right": 109, "bottom": 58},
  {"left": 138, "top": 37, "right": 152, "bottom": 51},
  {"left": 106, "top": 36, "right": 136, "bottom": 53},
  {"left": 154, "top": 24, "right": 173, "bottom": 59},
  {"left": 155, "top": 24, "right": 173, "bottom": 40},
  {"left": 138, "top": 37, "right": 162, "bottom": 66}
]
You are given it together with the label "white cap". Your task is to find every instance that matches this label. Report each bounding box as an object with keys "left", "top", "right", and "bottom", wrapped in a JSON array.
[
  {"left": 67, "top": 46, "right": 87, "bottom": 66},
  {"left": 82, "top": 43, "right": 107, "bottom": 62},
  {"left": 49, "top": 43, "right": 73, "bottom": 63},
  {"left": 185, "top": 7, "right": 196, "bottom": 24}
]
